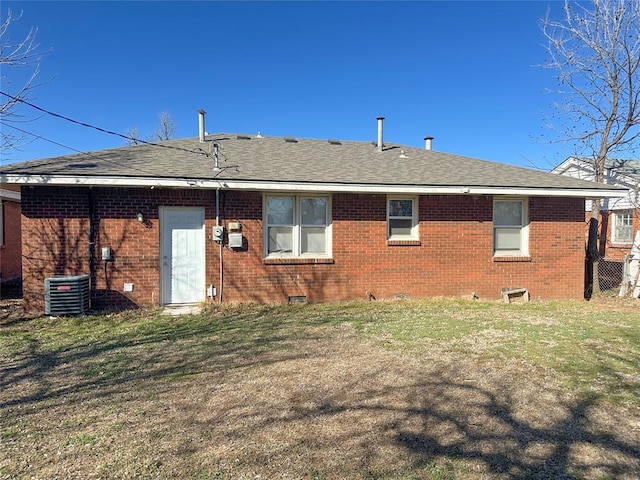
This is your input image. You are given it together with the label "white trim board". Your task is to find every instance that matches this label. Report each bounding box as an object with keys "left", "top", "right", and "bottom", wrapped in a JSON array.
[{"left": 2, "top": 174, "right": 628, "bottom": 198}]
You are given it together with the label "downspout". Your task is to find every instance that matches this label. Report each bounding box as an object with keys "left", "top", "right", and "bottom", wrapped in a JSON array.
[
  {"left": 87, "top": 187, "right": 96, "bottom": 290},
  {"left": 216, "top": 187, "right": 223, "bottom": 303}
]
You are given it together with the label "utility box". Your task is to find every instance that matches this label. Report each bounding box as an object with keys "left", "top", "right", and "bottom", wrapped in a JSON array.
[
  {"left": 212, "top": 225, "right": 225, "bottom": 243},
  {"left": 45, "top": 275, "right": 91, "bottom": 316},
  {"left": 228, "top": 233, "right": 243, "bottom": 248}
]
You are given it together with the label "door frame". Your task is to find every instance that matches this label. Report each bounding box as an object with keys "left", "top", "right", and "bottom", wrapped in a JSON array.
[{"left": 159, "top": 206, "right": 206, "bottom": 305}]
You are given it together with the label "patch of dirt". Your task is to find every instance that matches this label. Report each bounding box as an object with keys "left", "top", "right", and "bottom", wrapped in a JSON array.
[
  {"left": 588, "top": 295, "right": 640, "bottom": 312},
  {"left": 0, "top": 280, "right": 25, "bottom": 324},
  {"left": 0, "top": 298, "right": 24, "bottom": 324}
]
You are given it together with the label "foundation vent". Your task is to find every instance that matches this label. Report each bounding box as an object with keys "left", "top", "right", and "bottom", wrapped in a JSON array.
[{"left": 288, "top": 295, "right": 307, "bottom": 303}]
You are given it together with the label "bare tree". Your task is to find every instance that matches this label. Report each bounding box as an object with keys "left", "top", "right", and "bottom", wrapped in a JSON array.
[
  {"left": 151, "top": 111, "right": 176, "bottom": 141},
  {"left": 541, "top": 0, "right": 640, "bottom": 292},
  {"left": 124, "top": 112, "right": 176, "bottom": 146},
  {"left": 0, "top": 9, "right": 50, "bottom": 152},
  {"left": 124, "top": 126, "right": 140, "bottom": 146}
]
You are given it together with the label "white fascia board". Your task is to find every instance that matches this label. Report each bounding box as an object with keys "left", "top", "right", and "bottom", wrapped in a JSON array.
[
  {"left": 0, "top": 188, "right": 21, "bottom": 201},
  {"left": 1, "top": 175, "right": 205, "bottom": 189},
  {"left": 2, "top": 174, "right": 628, "bottom": 198},
  {"left": 553, "top": 157, "right": 640, "bottom": 188},
  {"left": 550, "top": 158, "right": 575, "bottom": 175},
  {"left": 210, "top": 180, "right": 630, "bottom": 198}
]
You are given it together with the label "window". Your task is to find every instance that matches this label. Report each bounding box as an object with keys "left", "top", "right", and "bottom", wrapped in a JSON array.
[
  {"left": 265, "top": 195, "right": 330, "bottom": 257},
  {"left": 493, "top": 198, "right": 528, "bottom": 256},
  {"left": 387, "top": 197, "right": 418, "bottom": 239},
  {"left": 612, "top": 210, "right": 633, "bottom": 244},
  {"left": 0, "top": 201, "right": 3, "bottom": 245}
]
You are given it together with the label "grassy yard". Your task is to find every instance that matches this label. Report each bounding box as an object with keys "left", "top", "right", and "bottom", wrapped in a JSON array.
[{"left": 1, "top": 298, "right": 639, "bottom": 479}]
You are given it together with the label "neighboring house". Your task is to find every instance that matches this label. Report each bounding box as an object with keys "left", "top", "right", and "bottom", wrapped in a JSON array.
[
  {"left": 0, "top": 115, "right": 627, "bottom": 313},
  {"left": 0, "top": 185, "right": 22, "bottom": 286},
  {"left": 552, "top": 157, "right": 640, "bottom": 260}
]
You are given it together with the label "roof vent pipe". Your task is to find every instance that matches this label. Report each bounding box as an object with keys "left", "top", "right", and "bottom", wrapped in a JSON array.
[
  {"left": 424, "top": 136, "right": 434, "bottom": 150},
  {"left": 377, "top": 116, "right": 385, "bottom": 152},
  {"left": 198, "top": 109, "right": 206, "bottom": 143}
]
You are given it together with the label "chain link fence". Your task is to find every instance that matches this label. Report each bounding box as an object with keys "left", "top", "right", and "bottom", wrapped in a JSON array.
[{"left": 587, "top": 255, "right": 639, "bottom": 297}]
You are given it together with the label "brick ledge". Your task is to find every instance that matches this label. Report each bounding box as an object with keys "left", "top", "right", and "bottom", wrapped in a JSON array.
[
  {"left": 493, "top": 256, "right": 532, "bottom": 263},
  {"left": 263, "top": 257, "right": 335, "bottom": 265},
  {"left": 387, "top": 240, "right": 422, "bottom": 246}
]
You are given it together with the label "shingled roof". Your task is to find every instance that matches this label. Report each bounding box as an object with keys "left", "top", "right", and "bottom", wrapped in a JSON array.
[{"left": 1, "top": 133, "right": 628, "bottom": 197}]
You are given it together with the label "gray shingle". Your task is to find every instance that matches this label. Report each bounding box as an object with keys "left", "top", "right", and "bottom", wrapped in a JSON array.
[{"left": 0, "top": 133, "right": 627, "bottom": 192}]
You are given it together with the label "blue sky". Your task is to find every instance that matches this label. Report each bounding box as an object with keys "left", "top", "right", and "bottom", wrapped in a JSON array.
[{"left": 2, "top": 1, "right": 569, "bottom": 169}]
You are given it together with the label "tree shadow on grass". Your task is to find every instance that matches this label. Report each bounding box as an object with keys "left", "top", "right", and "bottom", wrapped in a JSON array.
[
  {"left": 0, "top": 307, "right": 312, "bottom": 414},
  {"left": 1, "top": 310, "right": 639, "bottom": 479},
  {"left": 393, "top": 377, "right": 639, "bottom": 479},
  {"left": 186, "top": 355, "right": 639, "bottom": 479}
]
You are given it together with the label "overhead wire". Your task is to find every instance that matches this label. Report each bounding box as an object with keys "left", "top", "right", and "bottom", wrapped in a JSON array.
[
  {"left": 0, "top": 90, "right": 214, "bottom": 158},
  {"left": 1, "top": 121, "right": 84, "bottom": 154},
  {"left": 0, "top": 120, "right": 183, "bottom": 177}
]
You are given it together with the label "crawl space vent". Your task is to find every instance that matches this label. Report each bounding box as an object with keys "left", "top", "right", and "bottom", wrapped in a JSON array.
[
  {"left": 288, "top": 295, "right": 307, "bottom": 304},
  {"left": 45, "top": 275, "right": 91, "bottom": 316}
]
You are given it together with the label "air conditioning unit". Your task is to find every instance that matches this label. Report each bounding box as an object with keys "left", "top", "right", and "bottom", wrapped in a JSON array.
[{"left": 44, "top": 275, "right": 91, "bottom": 316}]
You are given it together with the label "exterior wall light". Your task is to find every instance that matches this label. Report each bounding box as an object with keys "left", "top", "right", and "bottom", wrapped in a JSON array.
[{"left": 136, "top": 212, "right": 144, "bottom": 223}]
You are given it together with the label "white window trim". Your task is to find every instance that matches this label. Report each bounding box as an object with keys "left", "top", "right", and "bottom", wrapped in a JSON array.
[
  {"left": 263, "top": 194, "right": 332, "bottom": 258},
  {"left": 612, "top": 210, "right": 633, "bottom": 244},
  {"left": 387, "top": 196, "right": 419, "bottom": 240},
  {"left": 493, "top": 197, "right": 529, "bottom": 257}
]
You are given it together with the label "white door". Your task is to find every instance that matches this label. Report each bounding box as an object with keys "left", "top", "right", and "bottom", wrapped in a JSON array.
[{"left": 161, "top": 207, "right": 205, "bottom": 304}]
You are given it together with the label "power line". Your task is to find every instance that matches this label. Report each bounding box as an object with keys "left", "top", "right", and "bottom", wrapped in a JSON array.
[
  {"left": 1, "top": 121, "right": 84, "bottom": 154},
  {"left": 0, "top": 90, "right": 212, "bottom": 158},
  {"left": 0, "top": 120, "right": 192, "bottom": 178}
]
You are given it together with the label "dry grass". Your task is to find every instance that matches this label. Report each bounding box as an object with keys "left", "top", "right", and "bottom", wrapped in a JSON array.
[{"left": 1, "top": 298, "right": 639, "bottom": 479}]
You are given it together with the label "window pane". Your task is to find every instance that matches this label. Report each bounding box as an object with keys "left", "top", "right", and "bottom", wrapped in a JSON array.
[
  {"left": 267, "top": 197, "right": 294, "bottom": 225},
  {"left": 389, "top": 218, "right": 413, "bottom": 237},
  {"left": 616, "top": 225, "right": 632, "bottom": 243},
  {"left": 495, "top": 228, "right": 521, "bottom": 251},
  {"left": 301, "top": 227, "right": 326, "bottom": 254},
  {"left": 614, "top": 211, "right": 633, "bottom": 243},
  {"left": 268, "top": 226, "right": 293, "bottom": 253},
  {"left": 494, "top": 201, "right": 522, "bottom": 226},
  {"left": 301, "top": 197, "right": 326, "bottom": 225},
  {"left": 389, "top": 199, "right": 413, "bottom": 217}
]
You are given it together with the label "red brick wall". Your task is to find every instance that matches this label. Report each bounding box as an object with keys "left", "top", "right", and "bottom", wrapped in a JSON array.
[
  {"left": 1, "top": 199, "right": 22, "bottom": 283},
  {"left": 21, "top": 186, "right": 587, "bottom": 312},
  {"left": 221, "top": 193, "right": 585, "bottom": 302},
  {"left": 592, "top": 209, "right": 640, "bottom": 260}
]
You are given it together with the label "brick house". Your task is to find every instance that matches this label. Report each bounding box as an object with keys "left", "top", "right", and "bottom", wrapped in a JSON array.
[
  {"left": 1, "top": 116, "right": 626, "bottom": 312},
  {"left": 552, "top": 157, "right": 639, "bottom": 260},
  {"left": 0, "top": 185, "right": 22, "bottom": 286}
]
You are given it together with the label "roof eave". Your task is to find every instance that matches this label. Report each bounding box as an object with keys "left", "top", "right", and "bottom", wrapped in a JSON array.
[
  {"left": 0, "top": 187, "right": 21, "bottom": 201},
  {"left": 2, "top": 174, "right": 628, "bottom": 198}
]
